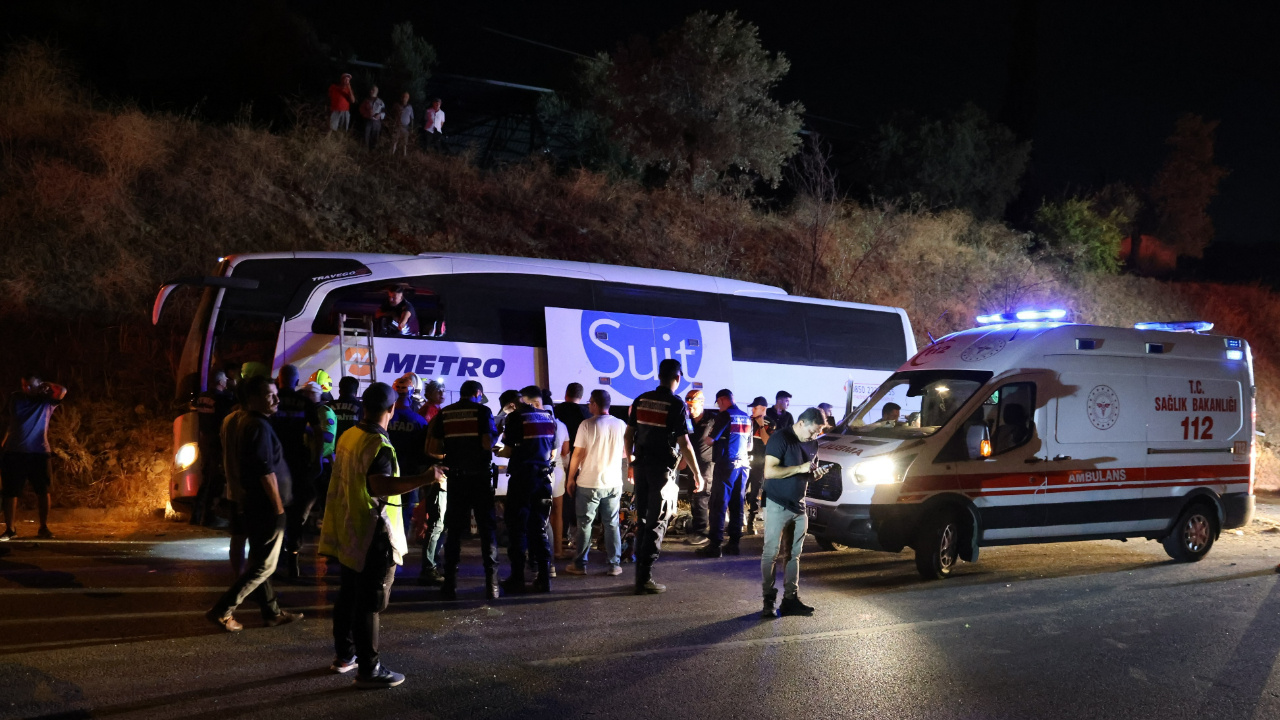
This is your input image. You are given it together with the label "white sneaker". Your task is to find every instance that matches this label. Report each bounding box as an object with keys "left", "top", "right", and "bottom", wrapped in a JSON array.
[
  {"left": 606, "top": 565, "right": 623, "bottom": 576},
  {"left": 330, "top": 656, "right": 357, "bottom": 674}
]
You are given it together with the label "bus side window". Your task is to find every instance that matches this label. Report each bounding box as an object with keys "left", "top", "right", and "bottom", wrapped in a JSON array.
[{"left": 313, "top": 279, "right": 446, "bottom": 339}]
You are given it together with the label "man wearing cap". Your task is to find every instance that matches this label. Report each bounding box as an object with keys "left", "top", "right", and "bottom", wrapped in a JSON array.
[
  {"left": 427, "top": 380, "right": 500, "bottom": 599},
  {"left": 625, "top": 359, "right": 702, "bottom": 594},
  {"left": 328, "top": 73, "right": 356, "bottom": 132},
  {"left": 744, "top": 396, "right": 771, "bottom": 534},
  {"left": 698, "top": 389, "right": 753, "bottom": 558},
  {"left": 272, "top": 365, "right": 312, "bottom": 579},
  {"left": 679, "top": 389, "right": 716, "bottom": 547},
  {"left": 321, "top": 382, "right": 446, "bottom": 688},
  {"left": 496, "top": 385, "right": 558, "bottom": 593},
  {"left": 329, "top": 376, "right": 364, "bottom": 440},
  {"left": 376, "top": 284, "right": 416, "bottom": 337}
]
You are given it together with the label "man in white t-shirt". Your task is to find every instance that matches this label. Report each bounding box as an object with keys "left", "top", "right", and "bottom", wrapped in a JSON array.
[
  {"left": 563, "top": 389, "right": 627, "bottom": 576},
  {"left": 423, "top": 98, "right": 445, "bottom": 151}
]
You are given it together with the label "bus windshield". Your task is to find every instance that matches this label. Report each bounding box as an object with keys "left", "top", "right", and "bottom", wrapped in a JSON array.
[{"left": 836, "top": 370, "right": 992, "bottom": 439}]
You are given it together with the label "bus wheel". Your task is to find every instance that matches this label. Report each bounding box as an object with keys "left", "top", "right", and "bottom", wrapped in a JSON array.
[
  {"left": 915, "top": 509, "right": 962, "bottom": 580},
  {"left": 1162, "top": 503, "right": 1217, "bottom": 562},
  {"left": 815, "top": 536, "right": 848, "bottom": 552}
]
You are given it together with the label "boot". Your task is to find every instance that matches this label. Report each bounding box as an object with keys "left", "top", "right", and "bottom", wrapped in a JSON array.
[
  {"left": 724, "top": 541, "right": 741, "bottom": 556},
  {"left": 532, "top": 566, "right": 552, "bottom": 593},
  {"left": 419, "top": 566, "right": 444, "bottom": 586},
  {"left": 745, "top": 512, "right": 758, "bottom": 536},
  {"left": 440, "top": 575, "right": 457, "bottom": 601},
  {"left": 761, "top": 591, "right": 778, "bottom": 619},
  {"left": 696, "top": 544, "right": 723, "bottom": 558},
  {"left": 635, "top": 578, "right": 667, "bottom": 595},
  {"left": 500, "top": 569, "right": 528, "bottom": 595},
  {"left": 485, "top": 569, "right": 500, "bottom": 600},
  {"left": 779, "top": 595, "right": 815, "bottom": 617}
]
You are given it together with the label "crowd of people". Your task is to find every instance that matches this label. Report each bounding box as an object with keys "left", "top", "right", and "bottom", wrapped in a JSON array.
[{"left": 327, "top": 73, "right": 447, "bottom": 153}]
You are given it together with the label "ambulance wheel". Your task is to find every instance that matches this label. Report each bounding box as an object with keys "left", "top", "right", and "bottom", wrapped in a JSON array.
[
  {"left": 914, "top": 509, "right": 962, "bottom": 580},
  {"left": 1162, "top": 504, "right": 1217, "bottom": 562},
  {"left": 815, "top": 536, "right": 849, "bottom": 552}
]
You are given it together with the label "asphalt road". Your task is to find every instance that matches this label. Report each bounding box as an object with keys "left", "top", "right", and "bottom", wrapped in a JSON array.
[{"left": 5, "top": 506, "right": 1280, "bottom": 720}]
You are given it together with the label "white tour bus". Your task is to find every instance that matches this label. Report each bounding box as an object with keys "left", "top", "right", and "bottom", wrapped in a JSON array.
[
  {"left": 807, "top": 312, "right": 1256, "bottom": 579},
  {"left": 155, "top": 252, "right": 916, "bottom": 504}
]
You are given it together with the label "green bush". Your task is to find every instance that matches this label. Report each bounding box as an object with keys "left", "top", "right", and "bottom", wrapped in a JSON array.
[{"left": 1033, "top": 197, "right": 1126, "bottom": 274}]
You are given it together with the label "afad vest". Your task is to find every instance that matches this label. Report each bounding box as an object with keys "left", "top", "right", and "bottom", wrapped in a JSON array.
[{"left": 319, "top": 425, "right": 408, "bottom": 572}]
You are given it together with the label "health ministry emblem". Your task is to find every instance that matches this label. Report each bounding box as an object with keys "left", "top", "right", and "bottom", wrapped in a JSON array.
[{"left": 581, "top": 311, "right": 702, "bottom": 399}]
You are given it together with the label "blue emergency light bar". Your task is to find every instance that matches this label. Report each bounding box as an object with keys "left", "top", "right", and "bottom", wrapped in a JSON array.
[
  {"left": 1133, "top": 321, "right": 1214, "bottom": 333},
  {"left": 976, "top": 309, "right": 1068, "bottom": 325}
]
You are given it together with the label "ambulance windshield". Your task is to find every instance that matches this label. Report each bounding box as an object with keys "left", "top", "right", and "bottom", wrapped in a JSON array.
[{"left": 838, "top": 370, "right": 992, "bottom": 438}]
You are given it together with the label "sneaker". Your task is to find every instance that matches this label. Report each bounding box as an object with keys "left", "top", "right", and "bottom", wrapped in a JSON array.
[
  {"left": 695, "top": 545, "right": 722, "bottom": 559},
  {"left": 355, "top": 663, "right": 405, "bottom": 689},
  {"left": 0, "top": 529, "right": 15, "bottom": 542},
  {"left": 330, "top": 656, "right": 358, "bottom": 674},
  {"left": 205, "top": 608, "right": 243, "bottom": 633},
  {"left": 761, "top": 595, "right": 778, "bottom": 620},
  {"left": 548, "top": 565, "right": 557, "bottom": 579},
  {"left": 36, "top": 527, "right": 54, "bottom": 540},
  {"left": 779, "top": 596, "right": 815, "bottom": 617},
  {"left": 635, "top": 579, "right": 667, "bottom": 595},
  {"left": 687, "top": 534, "right": 710, "bottom": 547},
  {"left": 263, "top": 610, "right": 304, "bottom": 627},
  {"left": 563, "top": 564, "right": 587, "bottom": 576},
  {"left": 605, "top": 565, "right": 623, "bottom": 576}
]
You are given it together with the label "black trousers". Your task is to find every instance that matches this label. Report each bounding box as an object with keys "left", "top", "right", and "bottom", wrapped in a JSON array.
[
  {"left": 444, "top": 480, "right": 499, "bottom": 578},
  {"left": 504, "top": 470, "right": 552, "bottom": 578},
  {"left": 633, "top": 464, "right": 678, "bottom": 585},
  {"left": 746, "top": 455, "right": 766, "bottom": 514},
  {"left": 212, "top": 510, "right": 284, "bottom": 619},
  {"left": 678, "top": 467, "right": 711, "bottom": 536},
  {"left": 333, "top": 530, "right": 396, "bottom": 675},
  {"left": 285, "top": 462, "right": 321, "bottom": 555}
]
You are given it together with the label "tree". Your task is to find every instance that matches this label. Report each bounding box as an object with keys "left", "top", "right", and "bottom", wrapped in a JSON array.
[
  {"left": 383, "top": 22, "right": 437, "bottom": 103},
  {"left": 1150, "top": 113, "right": 1228, "bottom": 258},
  {"left": 1033, "top": 197, "right": 1127, "bottom": 274},
  {"left": 864, "top": 104, "right": 1031, "bottom": 219},
  {"left": 788, "top": 133, "right": 841, "bottom": 294},
  {"left": 580, "top": 11, "right": 804, "bottom": 194}
]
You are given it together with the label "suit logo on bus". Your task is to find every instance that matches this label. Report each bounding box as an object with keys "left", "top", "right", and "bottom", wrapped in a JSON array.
[
  {"left": 580, "top": 311, "right": 702, "bottom": 399},
  {"left": 1087, "top": 385, "right": 1120, "bottom": 430}
]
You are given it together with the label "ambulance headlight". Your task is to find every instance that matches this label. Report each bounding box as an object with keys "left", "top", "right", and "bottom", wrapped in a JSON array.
[
  {"left": 854, "top": 456, "right": 904, "bottom": 485},
  {"left": 175, "top": 443, "right": 199, "bottom": 471}
]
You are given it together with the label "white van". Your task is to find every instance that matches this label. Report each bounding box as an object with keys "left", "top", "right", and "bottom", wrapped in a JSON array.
[{"left": 807, "top": 314, "right": 1256, "bottom": 579}]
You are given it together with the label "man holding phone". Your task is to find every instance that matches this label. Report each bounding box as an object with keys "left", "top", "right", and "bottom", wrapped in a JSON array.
[{"left": 760, "top": 407, "right": 829, "bottom": 619}]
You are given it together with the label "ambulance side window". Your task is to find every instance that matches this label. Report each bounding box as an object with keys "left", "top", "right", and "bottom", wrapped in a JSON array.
[{"left": 935, "top": 381, "right": 1036, "bottom": 462}]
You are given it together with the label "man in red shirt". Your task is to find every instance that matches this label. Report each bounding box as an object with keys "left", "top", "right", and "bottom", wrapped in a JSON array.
[
  {"left": 328, "top": 74, "right": 356, "bottom": 133},
  {"left": 419, "top": 380, "right": 444, "bottom": 423}
]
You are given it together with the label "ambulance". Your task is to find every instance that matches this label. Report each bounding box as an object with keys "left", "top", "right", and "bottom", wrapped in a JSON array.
[{"left": 806, "top": 312, "right": 1256, "bottom": 579}]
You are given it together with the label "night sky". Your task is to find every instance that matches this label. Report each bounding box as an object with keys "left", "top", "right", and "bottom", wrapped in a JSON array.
[{"left": 6, "top": 1, "right": 1277, "bottom": 249}]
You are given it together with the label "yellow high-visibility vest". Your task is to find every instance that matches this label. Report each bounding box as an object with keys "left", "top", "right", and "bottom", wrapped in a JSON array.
[{"left": 319, "top": 424, "right": 407, "bottom": 571}]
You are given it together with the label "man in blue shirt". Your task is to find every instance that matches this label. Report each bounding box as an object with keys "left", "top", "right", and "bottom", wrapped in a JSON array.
[
  {"left": 1, "top": 374, "right": 68, "bottom": 540},
  {"left": 497, "top": 385, "right": 558, "bottom": 593},
  {"left": 697, "top": 389, "right": 753, "bottom": 559}
]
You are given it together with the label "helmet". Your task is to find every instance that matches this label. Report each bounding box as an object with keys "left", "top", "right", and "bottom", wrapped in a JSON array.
[
  {"left": 685, "top": 389, "right": 704, "bottom": 404},
  {"left": 240, "top": 361, "right": 270, "bottom": 381},
  {"left": 308, "top": 369, "right": 333, "bottom": 393},
  {"left": 392, "top": 372, "right": 421, "bottom": 395}
]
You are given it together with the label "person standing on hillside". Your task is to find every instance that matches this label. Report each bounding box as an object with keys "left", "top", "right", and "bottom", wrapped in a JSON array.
[
  {"left": 697, "top": 389, "right": 753, "bottom": 558},
  {"left": 760, "top": 407, "right": 829, "bottom": 619},
  {"left": 423, "top": 98, "right": 445, "bottom": 151},
  {"left": 321, "top": 382, "right": 446, "bottom": 688},
  {"left": 206, "top": 375, "right": 303, "bottom": 632},
  {"left": 328, "top": 73, "right": 356, "bottom": 133},
  {"left": 1, "top": 373, "right": 68, "bottom": 541},
  {"left": 564, "top": 389, "right": 628, "bottom": 576},
  {"left": 680, "top": 389, "right": 716, "bottom": 547},
  {"left": 625, "top": 359, "right": 702, "bottom": 595},
  {"left": 389, "top": 92, "right": 415, "bottom": 157},
  {"left": 360, "top": 86, "right": 386, "bottom": 150}
]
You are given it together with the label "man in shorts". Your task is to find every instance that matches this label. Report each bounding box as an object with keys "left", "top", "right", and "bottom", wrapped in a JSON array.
[{"left": 2, "top": 374, "right": 68, "bottom": 540}]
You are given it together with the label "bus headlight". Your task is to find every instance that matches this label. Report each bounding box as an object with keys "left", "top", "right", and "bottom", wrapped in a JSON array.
[
  {"left": 853, "top": 456, "right": 912, "bottom": 485},
  {"left": 175, "top": 443, "right": 199, "bottom": 471}
]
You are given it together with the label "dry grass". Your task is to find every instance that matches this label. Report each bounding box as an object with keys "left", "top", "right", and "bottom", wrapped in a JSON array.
[{"left": 2, "top": 40, "right": 1278, "bottom": 507}]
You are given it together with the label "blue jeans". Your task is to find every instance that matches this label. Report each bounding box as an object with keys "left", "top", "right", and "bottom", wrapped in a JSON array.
[
  {"left": 708, "top": 463, "right": 748, "bottom": 547},
  {"left": 761, "top": 497, "right": 807, "bottom": 599},
  {"left": 419, "top": 486, "right": 447, "bottom": 572},
  {"left": 574, "top": 486, "right": 621, "bottom": 568}
]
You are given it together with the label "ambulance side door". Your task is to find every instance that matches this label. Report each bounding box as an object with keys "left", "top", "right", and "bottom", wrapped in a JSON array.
[{"left": 1042, "top": 356, "right": 1150, "bottom": 537}]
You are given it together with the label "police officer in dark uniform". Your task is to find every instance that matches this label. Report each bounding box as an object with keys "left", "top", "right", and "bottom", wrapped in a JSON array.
[
  {"left": 328, "top": 376, "right": 364, "bottom": 440},
  {"left": 625, "top": 359, "right": 702, "bottom": 595},
  {"left": 497, "top": 385, "right": 558, "bottom": 594},
  {"left": 680, "top": 389, "right": 717, "bottom": 547},
  {"left": 697, "top": 389, "right": 754, "bottom": 558},
  {"left": 272, "top": 365, "right": 313, "bottom": 579},
  {"left": 426, "top": 380, "right": 499, "bottom": 600}
]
